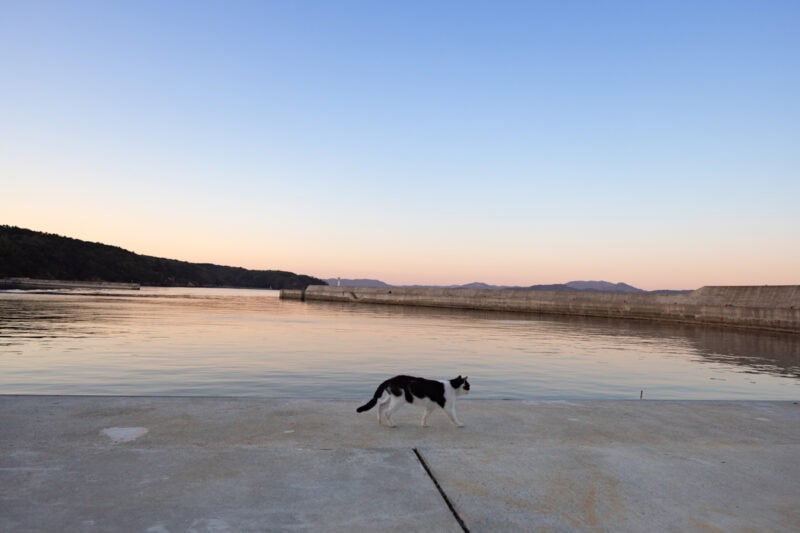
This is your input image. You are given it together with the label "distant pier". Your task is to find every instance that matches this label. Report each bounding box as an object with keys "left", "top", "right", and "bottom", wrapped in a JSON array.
[{"left": 282, "top": 285, "right": 800, "bottom": 333}]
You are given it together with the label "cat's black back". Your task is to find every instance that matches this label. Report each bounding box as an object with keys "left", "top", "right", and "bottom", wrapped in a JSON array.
[{"left": 386, "top": 375, "right": 447, "bottom": 407}]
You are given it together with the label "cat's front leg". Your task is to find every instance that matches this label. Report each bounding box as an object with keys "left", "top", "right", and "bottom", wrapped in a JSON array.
[{"left": 445, "top": 406, "right": 464, "bottom": 427}]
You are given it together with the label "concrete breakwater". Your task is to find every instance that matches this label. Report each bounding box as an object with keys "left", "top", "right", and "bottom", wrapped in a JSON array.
[{"left": 282, "top": 285, "right": 800, "bottom": 333}]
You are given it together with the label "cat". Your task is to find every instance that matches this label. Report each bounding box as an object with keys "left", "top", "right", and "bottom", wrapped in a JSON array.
[{"left": 356, "top": 375, "right": 470, "bottom": 427}]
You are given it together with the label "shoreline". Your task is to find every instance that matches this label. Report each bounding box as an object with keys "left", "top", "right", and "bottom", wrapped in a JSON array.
[{"left": 0, "top": 277, "right": 140, "bottom": 291}]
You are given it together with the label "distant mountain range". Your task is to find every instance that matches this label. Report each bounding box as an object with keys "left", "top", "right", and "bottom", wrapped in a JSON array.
[
  {"left": 325, "top": 278, "right": 689, "bottom": 294},
  {"left": 1, "top": 225, "right": 326, "bottom": 289}
]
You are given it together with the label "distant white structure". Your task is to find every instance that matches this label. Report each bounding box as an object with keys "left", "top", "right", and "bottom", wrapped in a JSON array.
[{"left": 337, "top": 277, "right": 341, "bottom": 287}]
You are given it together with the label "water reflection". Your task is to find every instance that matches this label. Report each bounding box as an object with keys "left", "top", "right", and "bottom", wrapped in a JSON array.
[
  {"left": 0, "top": 288, "right": 798, "bottom": 399},
  {"left": 306, "top": 300, "right": 800, "bottom": 379}
]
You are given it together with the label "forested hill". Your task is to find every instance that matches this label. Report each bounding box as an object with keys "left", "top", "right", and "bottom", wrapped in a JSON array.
[{"left": 0, "top": 226, "right": 326, "bottom": 290}]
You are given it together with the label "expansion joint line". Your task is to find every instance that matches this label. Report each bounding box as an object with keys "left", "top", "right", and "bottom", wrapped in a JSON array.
[{"left": 413, "top": 448, "right": 469, "bottom": 532}]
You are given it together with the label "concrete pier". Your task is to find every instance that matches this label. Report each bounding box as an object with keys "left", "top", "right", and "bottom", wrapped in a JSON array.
[
  {"left": 283, "top": 285, "right": 800, "bottom": 333},
  {"left": 2, "top": 397, "right": 799, "bottom": 532}
]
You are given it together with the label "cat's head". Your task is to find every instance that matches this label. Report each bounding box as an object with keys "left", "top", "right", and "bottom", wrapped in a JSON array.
[{"left": 450, "top": 375, "right": 470, "bottom": 395}]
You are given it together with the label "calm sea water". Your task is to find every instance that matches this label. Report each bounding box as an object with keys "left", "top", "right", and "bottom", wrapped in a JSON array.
[{"left": 1, "top": 287, "right": 798, "bottom": 400}]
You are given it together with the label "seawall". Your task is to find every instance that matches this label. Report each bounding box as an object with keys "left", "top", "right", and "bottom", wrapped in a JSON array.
[{"left": 282, "top": 285, "right": 800, "bottom": 333}]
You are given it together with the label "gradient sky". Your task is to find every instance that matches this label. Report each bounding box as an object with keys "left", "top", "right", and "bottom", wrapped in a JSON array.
[{"left": 2, "top": 1, "right": 798, "bottom": 290}]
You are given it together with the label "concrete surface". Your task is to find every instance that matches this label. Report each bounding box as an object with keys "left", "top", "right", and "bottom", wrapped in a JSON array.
[
  {"left": 2, "top": 397, "right": 799, "bottom": 532},
  {"left": 286, "top": 285, "right": 800, "bottom": 333}
]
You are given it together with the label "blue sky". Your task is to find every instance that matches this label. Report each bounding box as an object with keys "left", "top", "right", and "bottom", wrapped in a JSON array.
[{"left": 2, "top": 1, "right": 798, "bottom": 289}]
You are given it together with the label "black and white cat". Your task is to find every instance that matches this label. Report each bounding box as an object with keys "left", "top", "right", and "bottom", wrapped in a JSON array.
[{"left": 356, "top": 375, "right": 470, "bottom": 427}]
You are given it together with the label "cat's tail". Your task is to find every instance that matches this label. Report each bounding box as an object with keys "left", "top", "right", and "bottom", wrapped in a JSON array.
[
  {"left": 356, "top": 397, "right": 377, "bottom": 413},
  {"left": 356, "top": 381, "right": 388, "bottom": 413}
]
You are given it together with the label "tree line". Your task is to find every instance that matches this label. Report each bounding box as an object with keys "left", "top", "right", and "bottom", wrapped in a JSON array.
[{"left": 0, "top": 225, "right": 326, "bottom": 290}]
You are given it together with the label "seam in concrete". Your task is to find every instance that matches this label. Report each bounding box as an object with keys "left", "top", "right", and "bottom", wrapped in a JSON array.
[{"left": 414, "top": 447, "right": 469, "bottom": 532}]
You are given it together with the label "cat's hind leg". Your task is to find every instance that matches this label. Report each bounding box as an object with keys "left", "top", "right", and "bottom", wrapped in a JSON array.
[
  {"left": 377, "top": 394, "right": 390, "bottom": 425},
  {"left": 384, "top": 396, "right": 402, "bottom": 427},
  {"left": 421, "top": 406, "right": 435, "bottom": 427}
]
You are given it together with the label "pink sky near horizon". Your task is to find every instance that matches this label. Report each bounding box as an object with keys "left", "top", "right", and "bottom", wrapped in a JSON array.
[{"left": 4, "top": 212, "right": 797, "bottom": 291}]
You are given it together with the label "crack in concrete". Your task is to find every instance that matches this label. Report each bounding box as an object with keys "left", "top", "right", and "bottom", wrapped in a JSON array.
[{"left": 414, "top": 447, "right": 469, "bottom": 532}]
